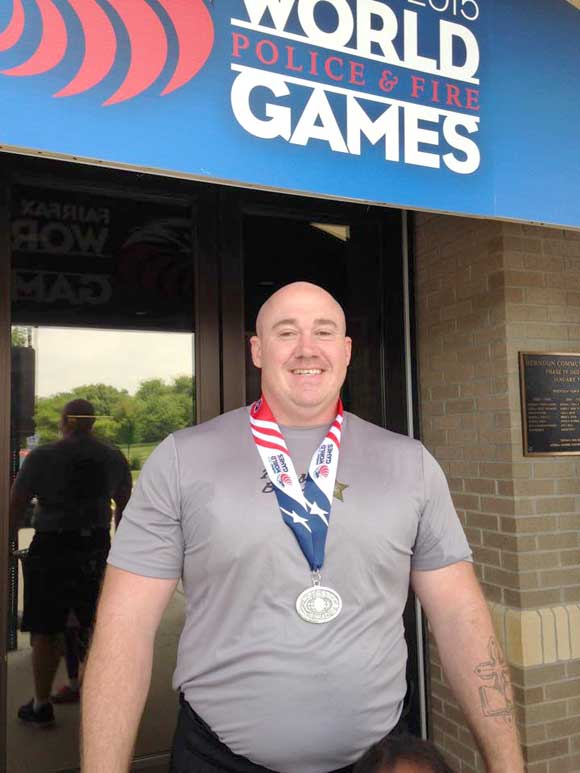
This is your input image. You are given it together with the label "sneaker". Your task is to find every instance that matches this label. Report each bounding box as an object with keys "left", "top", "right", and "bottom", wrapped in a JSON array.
[
  {"left": 51, "top": 685, "right": 80, "bottom": 704},
  {"left": 17, "top": 699, "right": 55, "bottom": 727}
]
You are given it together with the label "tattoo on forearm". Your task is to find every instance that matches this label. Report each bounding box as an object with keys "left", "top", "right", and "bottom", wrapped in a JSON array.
[{"left": 474, "top": 637, "right": 515, "bottom": 725}]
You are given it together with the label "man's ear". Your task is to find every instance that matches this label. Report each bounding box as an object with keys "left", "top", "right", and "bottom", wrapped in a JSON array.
[
  {"left": 250, "top": 335, "right": 262, "bottom": 368},
  {"left": 345, "top": 336, "right": 352, "bottom": 367}
]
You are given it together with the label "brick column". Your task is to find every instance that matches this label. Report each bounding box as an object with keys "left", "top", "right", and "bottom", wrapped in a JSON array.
[{"left": 414, "top": 212, "right": 580, "bottom": 773}]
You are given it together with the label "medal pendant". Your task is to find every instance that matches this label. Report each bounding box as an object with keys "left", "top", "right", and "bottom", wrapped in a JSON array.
[{"left": 296, "top": 583, "right": 342, "bottom": 624}]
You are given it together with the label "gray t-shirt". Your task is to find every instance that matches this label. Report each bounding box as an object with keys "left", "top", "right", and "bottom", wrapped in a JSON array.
[{"left": 109, "top": 408, "right": 471, "bottom": 773}]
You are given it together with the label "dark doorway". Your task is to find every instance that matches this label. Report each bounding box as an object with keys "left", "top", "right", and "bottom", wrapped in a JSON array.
[
  {"left": 1, "top": 157, "right": 223, "bottom": 773},
  {"left": 218, "top": 188, "right": 424, "bottom": 739}
]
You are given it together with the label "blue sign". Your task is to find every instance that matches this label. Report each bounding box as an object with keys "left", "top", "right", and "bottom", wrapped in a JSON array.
[{"left": 0, "top": 0, "right": 578, "bottom": 228}]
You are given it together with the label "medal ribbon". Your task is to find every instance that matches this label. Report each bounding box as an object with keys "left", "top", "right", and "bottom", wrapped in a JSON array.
[{"left": 250, "top": 396, "right": 343, "bottom": 571}]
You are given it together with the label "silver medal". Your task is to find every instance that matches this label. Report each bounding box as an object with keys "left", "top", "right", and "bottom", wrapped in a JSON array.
[{"left": 296, "top": 573, "right": 342, "bottom": 624}]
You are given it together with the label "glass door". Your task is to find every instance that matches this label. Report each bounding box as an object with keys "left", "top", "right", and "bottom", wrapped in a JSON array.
[{"left": 4, "top": 167, "right": 215, "bottom": 773}]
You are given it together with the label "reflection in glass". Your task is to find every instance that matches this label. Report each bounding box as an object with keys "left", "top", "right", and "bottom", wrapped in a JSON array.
[
  {"left": 9, "top": 327, "right": 193, "bottom": 771},
  {"left": 8, "top": 181, "right": 195, "bottom": 772}
]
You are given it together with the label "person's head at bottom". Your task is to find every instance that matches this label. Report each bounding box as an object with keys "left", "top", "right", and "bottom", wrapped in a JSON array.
[{"left": 354, "top": 734, "right": 456, "bottom": 773}]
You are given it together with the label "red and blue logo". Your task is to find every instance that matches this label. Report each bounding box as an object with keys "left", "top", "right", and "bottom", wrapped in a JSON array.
[
  {"left": 314, "top": 464, "right": 330, "bottom": 479},
  {"left": 277, "top": 473, "right": 292, "bottom": 488},
  {"left": 0, "top": 0, "right": 214, "bottom": 105}
]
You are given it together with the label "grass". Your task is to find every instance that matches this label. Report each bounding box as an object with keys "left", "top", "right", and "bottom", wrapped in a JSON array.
[
  {"left": 119, "top": 442, "right": 157, "bottom": 483},
  {"left": 126, "top": 441, "right": 157, "bottom": 465}
]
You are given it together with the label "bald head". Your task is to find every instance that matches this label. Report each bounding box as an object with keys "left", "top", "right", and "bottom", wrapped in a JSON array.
[
  {"left": 255, "top": 282, "right": 346, "bottom": 338},
  {"left": 250, "top": 281, "right": 351, "bottom": 426}
]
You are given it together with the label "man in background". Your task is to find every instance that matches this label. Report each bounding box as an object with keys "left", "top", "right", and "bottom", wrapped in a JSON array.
[{"left": 10, "top": 398, "right": 131, "bottom": 726}]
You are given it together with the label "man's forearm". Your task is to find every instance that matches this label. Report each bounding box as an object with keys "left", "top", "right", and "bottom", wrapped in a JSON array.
[
  {"left": 81, "top": 620, "right": 154, "bottom": 772},
  {"left": 9, "top": 488, "right": 30, "bottom": 538},
  {"left": 431, "top": 601, "right": 524, "bottom": 773},
  {"left": 81, "top": 566, "right": 177, "bottom": 772}
]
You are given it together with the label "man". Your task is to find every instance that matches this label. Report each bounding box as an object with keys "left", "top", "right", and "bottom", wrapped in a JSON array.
[
  {"left": 10, "top": 398, "right": 132, "bottom": 726},
  {"left": 82, "top": 282, "right": 524, "bottom": 772}
]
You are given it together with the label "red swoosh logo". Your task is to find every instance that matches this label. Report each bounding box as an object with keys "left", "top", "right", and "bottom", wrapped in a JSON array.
[
  {"left": 157, "top": 0, "right": 214, "bottom": 95},
  {"left": 104, "top": 0, "right": 168, "bottom": 106},
  {"left": 2, "top": 0, "right": 67, "bottom": 76},
  {"left": 0, "top": 0, "right": 24, "bottom": 51},
  {"left": 0, "top": 0, "right": 214, "bottom": 105},
  {"left": 55, "top": 0, "right": 116, "bottom": 97}
]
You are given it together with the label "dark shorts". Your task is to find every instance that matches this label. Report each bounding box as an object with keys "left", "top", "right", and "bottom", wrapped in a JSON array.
[
  {"left": 21, "top": 530, "right": 110, "bottom": 637},
  {"left": 170, "top": 695, "right": 369, "bottom": 773}
]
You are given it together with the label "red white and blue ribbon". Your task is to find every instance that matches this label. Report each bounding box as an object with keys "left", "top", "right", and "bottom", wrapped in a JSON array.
[{"left": 250, "top": 396, "right": 343, "bottom": 571}]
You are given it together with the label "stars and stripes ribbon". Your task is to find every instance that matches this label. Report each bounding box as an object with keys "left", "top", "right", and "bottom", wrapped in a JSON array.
[{"left": 250, "top": 396, "right": 343, "bottom": 571}]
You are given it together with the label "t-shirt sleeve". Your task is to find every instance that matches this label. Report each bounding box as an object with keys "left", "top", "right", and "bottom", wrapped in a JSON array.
[
  {"left": 108, "top": 434, "right": 183, "bottom": 579},
  {"left": 411, "top": 445, "right": 472, "bottom": 571}
]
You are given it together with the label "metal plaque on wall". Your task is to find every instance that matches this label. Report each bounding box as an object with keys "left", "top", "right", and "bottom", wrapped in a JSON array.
[{"left": 519, "top": 352, "right": 580, "bottom": 456}]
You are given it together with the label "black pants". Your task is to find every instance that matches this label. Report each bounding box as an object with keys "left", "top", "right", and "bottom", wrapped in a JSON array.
[
  {"left": 21, "top": 530, "right": 110, "bottom": 637},
  {"left": 170, "top": 695, "right": 356, "bottom": 773}
]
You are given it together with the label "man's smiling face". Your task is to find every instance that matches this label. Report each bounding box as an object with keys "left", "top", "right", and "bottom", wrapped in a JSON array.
[{"left": 250, "top": 282, "right": 352, "bottom": 426}]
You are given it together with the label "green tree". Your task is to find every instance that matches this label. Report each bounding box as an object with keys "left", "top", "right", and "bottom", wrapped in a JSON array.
[
  {"left": 34, "top": 393, "right": 72, "bottom": 443},
  {"left": 132, "top": 376, "right": 195, "bottom": 442},
  {"left": 32, "top": 377, "right": 195, "bottom": 449},
  {"left": 33, "top": 384, "right": 128, "bottom": 445},
  {"left": 135, "top": 379, "right": 166, "bottom": 403},
  {"left": 93, "top": 417, "right": 120, "bottom": 445},
  {"left": 113, "top": 397, "right": 138, "bottom": 458},
  {"left": 172, "top": 375, "right": 194, "bottom": 399},
  {"left": 171, "top": 375, "right": 195, "bottom": 426},
  {"left": 70, "top": 383, "right": 128, "bottom": 418},
  {"left": 135, "top": 394, "right": 185, "bottom": 443},
  {"left": 11, "top": 327, "right": 28, "bottom": 347}
]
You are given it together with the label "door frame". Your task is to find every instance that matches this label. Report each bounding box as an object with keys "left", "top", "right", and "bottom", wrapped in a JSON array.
[{"left": 0, "top": 166, "right": 12, "bottom": 773}]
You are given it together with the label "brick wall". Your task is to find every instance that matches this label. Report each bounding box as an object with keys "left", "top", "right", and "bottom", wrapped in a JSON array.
[{"left": 414, "top": 213, "right": 580, "bottom": 772}]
